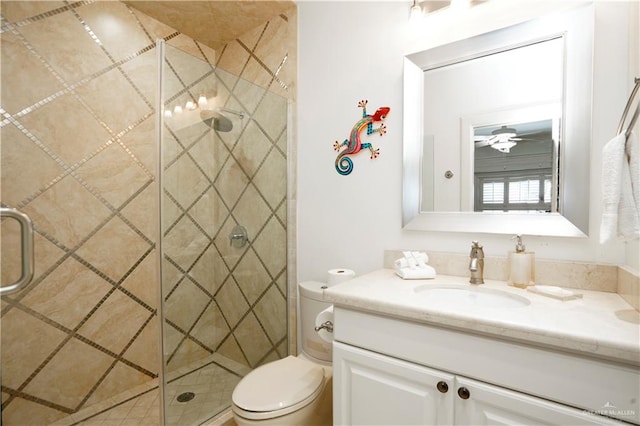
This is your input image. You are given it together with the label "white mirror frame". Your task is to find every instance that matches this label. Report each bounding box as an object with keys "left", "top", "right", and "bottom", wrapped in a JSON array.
[{"left": 402, "top": 5, "right": 593, "bottom": 237}]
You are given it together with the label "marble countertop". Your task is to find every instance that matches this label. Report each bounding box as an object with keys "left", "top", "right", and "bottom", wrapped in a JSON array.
[{"left": 323, "top": 269, "right": 640, "bottom": 366}]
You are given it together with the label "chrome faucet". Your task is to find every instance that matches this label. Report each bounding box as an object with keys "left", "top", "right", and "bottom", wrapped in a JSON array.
[{"left": 469, "top": 241, "right": 484, "bottom": 284}]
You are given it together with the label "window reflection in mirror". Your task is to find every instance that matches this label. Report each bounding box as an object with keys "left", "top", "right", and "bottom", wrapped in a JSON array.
[{"left": 473, "top": 118, "right": 560, "bottom": 213}]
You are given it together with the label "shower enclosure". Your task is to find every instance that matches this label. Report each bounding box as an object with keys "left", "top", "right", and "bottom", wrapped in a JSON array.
[
  {"left": 0, "top": 2, "right": 291, "bottom": 424},
  {"left": 157, "top": 41, "right": 290, "bottom": 425}
]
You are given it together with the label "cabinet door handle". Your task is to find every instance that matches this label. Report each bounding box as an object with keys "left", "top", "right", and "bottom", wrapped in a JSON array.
[
  {"left": 436, "top": 381, "right": 448, "bottom": 393},
  {"left": 457, "top": 387, "right": 470, "bottom": 400}
]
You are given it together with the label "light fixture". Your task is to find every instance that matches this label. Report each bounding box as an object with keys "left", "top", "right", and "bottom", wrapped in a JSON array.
[
  {"left": 491, "top": 140, "right": 517, "bottom": 153},
  {"left": 198, "top": 95, "right": 208, "bottom": 107},
  {"left": 185, "top": 100, "right": 196, "bottom": 110},
  {"left": 490, "top": 126, "right": 517, "bottom": 153}
]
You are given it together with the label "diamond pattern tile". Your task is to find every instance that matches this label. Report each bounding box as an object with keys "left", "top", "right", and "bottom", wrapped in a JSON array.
[
  {"left": 74, "top": 143, "right": 152, "bottom": 209},
  {"left": 120, "top": 49, "right": 158, "bottom": 108},
  {"left": 73, "top": 67, "right": 153, "bottom": 134},
  {"left": 164, "top": 278, "right": 210, "bottom": 332},
  {"left": 232, "top": 120, "right": 273, "bottom": 177},
  {"left": 20, "top": 257, "right": 113, "bottom": 330},
  {"left": 232, "top": 184, "right": 272, "bottom": 239},
  {"left": 19, "top": 92, "right": 113, "bottom": 167},
  {"left": 191, "top": 302, "right": 230, "bottom": 350},
  {"left": 214, "top": 156, "right": 251, "bottom": 208},
  {"left": 18, "top": 9, "right": 113, "bottom": 83},
  {"left": 24, "top": 177, "right": 111, "bottom": 248},
  {"left": 0, "top": 31, "right": 65, "bottom": 115},
  {"left": 77, "top": 290, "right": 151, "bottom": 355},
  {"left": 189, "top": 244, "right": 229, "bottom": 296},
  {"left": 0, "top": 124, "right": 65, "bottom": 207},
  {"left": 254, "top": 90, "right": 288, "bottom": 140},
  {"left": 188, "top": 187, "right": 227, "bottom": 239},
  {"left": 76, "top": 2, "right": 152, "bottom": 63},
  {"left": 168, "top": 337, "right": 210, "bottom": 371},
  {"left": 120, "top": 254, "right": 158, "bottom": 308},
  {"left": 252, "top": 216, "right": 287, "bottom": 277},
  {"left": 23, "top": 338, "right": 114, "bottom": 409},
  {"left": 163, "top": 216, "right": 211, "bottom": 269},
  {"left": 1, "top": 2, "right": 293, "bottom": 424},
  {"left": 253, "top": 149, "right": 287, "bottom": 209},
  {"left": 232, "top": 250, "right": 271, "bottom": 306},
  {"left": 121, "top": 320, "right": 160, "bottom": 374},
  {"left": 75, "top": 216, "right": 152, "bottom": 283},
  {"left": 233, "top": 313, "right": 272, "bottom": 366},
  {"left": 233, "top": 76, "right": 267, "bottom": 115},
  {"left": 189, "top": 133, "right": 222, "bottom": 182},
  {"left": 0, "top": 307, "right": 68, "bottom": 390},
  {"left": 253, "top": 284, "right": 287, "bottom": 343},
  {"left": 215, "top": 278, "right": 250, "bottom": 330},
  {"left": 163, "top": 154, "right": 211, "bottom": 209},
  {"left": 0, "top": 2, "right": 66, "bottom": 22},
  {"left": 82, "top": 361, "right": 150, "bottom": 409},
  {"left": 119, "top": 183, "right": 157, "bottom": 243}
]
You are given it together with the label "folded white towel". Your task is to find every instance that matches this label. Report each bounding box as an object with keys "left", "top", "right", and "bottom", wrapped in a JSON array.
[
  {"left": 395, "top": 252, "right": 430, "bottom": 269},
  {"left": 600, "top": 131, "right": 640, "bottom": 242},
  {"left": 395, "top": 265, "right": 436, "bottom": 280}
]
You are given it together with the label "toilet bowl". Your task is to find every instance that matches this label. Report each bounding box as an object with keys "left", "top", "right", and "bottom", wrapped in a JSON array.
[{"left": 231, "top": 281, "right": 333, "bottom": 426}]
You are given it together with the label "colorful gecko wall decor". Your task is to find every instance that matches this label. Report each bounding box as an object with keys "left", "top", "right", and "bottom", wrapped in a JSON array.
[{"left": 333, "top": 100, "right": 390, "bottom": 175}]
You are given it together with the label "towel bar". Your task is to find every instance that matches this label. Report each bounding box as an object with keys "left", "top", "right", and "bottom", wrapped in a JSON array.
[{"left": 617, "top": 77, "right": 640, "bottom": 139}]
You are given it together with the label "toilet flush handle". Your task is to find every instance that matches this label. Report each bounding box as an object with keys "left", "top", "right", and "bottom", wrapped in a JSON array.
[{"left": 314, "top": 321, "right": 333, "bottom": 333}]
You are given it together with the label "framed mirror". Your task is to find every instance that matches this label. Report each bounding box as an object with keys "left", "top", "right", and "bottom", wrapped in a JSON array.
[{"left": 403, "top": 5, "right": 593, "bottom": 237}]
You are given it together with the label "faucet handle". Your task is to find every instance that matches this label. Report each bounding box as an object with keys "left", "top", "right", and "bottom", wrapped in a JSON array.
[{"left": 470, "top": 240, "right": 484, "bottom": 257}]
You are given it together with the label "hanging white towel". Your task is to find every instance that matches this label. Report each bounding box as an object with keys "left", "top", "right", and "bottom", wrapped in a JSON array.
[
  {"left": 619, "top": 131, "right": 640, "bottom": 239},
  {"left": 600, "top": 132, "right": 640, "bottom": 242}
]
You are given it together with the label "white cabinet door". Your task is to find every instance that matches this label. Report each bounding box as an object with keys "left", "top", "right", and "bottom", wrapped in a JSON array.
[
  {"left": 333, "top": 341, "right": 455, "bottom": 426},
  {"left": 454, "top": 377, "right": 626, "bottom": 426}
]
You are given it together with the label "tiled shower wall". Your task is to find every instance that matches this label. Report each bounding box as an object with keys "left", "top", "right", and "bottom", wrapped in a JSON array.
[
  {"left": 0, "top": 1, "right": 295, "bottom": 425},
  {"left": 161, "top": 35, "right": 291, "bottom": 372}
]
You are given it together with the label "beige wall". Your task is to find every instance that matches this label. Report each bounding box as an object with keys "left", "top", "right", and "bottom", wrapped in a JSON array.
[{"left": 0, "top": 1, "right": 295, "bottom": 424}]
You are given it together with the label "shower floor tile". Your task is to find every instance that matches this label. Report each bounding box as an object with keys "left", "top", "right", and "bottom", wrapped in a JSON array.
[{"left": 55, "top": 354, "right": 245, "bottom": 426}]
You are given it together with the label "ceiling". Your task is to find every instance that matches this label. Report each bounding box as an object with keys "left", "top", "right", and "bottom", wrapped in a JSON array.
[{"left": 124, "top": 0, "right": 294, "bottom": 51}]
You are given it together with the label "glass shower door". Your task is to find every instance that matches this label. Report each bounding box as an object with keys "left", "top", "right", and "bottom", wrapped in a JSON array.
[{"left": 158, "top": 40, "right": 289, "bottom": 425}]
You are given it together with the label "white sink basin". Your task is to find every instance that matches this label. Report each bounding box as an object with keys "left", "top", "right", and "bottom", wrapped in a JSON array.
[{"left": 414, "top": 285, "right": 530, "bottom": 309}]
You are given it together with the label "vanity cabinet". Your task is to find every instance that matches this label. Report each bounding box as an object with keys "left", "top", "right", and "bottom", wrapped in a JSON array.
[
  {"left": 334, "top": 341, "right": 454, "bottom": 425},
  {"left": 334, "top": 342, "right": 622, "bottom": 425},
  {"left": 332, "top": 307, "right": 637, "bottom": 426}
]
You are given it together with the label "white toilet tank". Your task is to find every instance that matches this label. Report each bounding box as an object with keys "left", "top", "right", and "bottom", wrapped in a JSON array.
[{"left": 299, "top": 281, "right": 332, "bottom": 362}]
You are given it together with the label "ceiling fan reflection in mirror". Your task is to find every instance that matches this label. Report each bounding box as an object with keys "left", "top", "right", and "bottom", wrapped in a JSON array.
[{"left": 474, "top": 120, "right": 553, "bottom": 153}]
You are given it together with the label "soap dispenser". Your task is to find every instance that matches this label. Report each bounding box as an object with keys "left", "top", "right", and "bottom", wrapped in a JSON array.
[{"left": 507, "top": 235, "right": 535, "bottom": 288}]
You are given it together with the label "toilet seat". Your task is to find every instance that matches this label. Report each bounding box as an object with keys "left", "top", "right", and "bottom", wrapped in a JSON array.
[{"left": 232, "top": 356, "right": 325, "bottom": 421}]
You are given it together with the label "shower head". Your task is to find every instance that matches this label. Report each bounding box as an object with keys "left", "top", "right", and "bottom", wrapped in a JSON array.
[{"left": 200, "top": 110, "right": 233, "bottom": 132}]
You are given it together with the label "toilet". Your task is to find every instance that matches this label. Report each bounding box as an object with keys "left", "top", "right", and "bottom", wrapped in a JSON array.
[{"left": 231, "top": 281, "right": 333, "bottom": 425}]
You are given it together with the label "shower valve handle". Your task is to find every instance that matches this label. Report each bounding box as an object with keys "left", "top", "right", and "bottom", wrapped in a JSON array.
[{"left": 229, "top": 225, "right": 249, "bottom": 248}]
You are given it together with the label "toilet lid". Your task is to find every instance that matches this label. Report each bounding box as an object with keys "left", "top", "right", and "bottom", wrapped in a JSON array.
[{"left": 232, "top": 356, "right": 324, "bottom": 414}]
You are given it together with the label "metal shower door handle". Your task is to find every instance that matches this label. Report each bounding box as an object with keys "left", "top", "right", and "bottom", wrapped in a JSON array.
[{"left": 0, "top": 207, "right": 34, "bottom": 295}]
